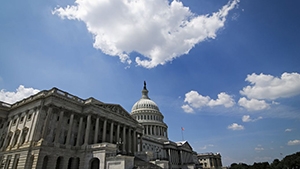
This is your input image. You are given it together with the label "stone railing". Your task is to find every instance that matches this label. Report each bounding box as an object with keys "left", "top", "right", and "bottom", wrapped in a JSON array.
[
  {"left": 52, "top": 88, "right": 85, "bottom": 104},
  {"left": 9, "top": 87, "right": 90, "bottom": 108},
  {"left": 0, "top": 101, "right": 11, "bottom": 108}
]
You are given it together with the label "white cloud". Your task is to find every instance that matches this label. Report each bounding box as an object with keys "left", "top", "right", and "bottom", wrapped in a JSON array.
[
  {"left": 53, "top": 0, "right": 239, "bottom": 68},
  {"left": 242, "top": 115, "right": 262, "bottom": 122},
  {"left": 287, "top": 139, "right": 300, "bottom": 146},
  {"left": 182, "top": 91, "right": 235, "bottom": 113},
  {"left": 181, "top": 104, "right": 194, "bottom": 113},
  {"left": 0, "top": 85, "right": 40, "bottom": 104},
  {"left": 238, "top": 97, "right": 270, "bottom": 111},
  {"left": 183, "top": 91, "right": 210, "bottom": 109},
  {"left": 228, "top": 123, "right": 244, "bottom": 130},
  {"left": 240, "top": 72, "right": 300, "bottom": 100},
  {"left": 208, "top": 92, "right": 235, "bottom": 108},
  {"left": 285, "top": 128, "right": 292, "bottom": 132}
]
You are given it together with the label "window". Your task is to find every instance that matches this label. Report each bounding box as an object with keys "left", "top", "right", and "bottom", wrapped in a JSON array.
[
  {"left": 4, "top": 155, "right": 12, "bottom": 169},
  {"left": 20, "top": 128, "right": 28, "bottom": 145},
  {"left": 20, "top": 116, "right": 24, "bottom": 123},
  {"left": 27, "top": 114, "right": 32, "bottom": 121},
  {"left": 12, "top": 119, "right": 17, "bottom": 126},
  {"left": 12, "top": 154, "right": 20, "bottom": 169}
]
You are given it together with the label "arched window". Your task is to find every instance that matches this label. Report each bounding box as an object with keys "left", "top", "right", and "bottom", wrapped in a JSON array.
[
  {"left": 55, "top": 156, "right": 64, "bottom": 169},
  {"left": 89, "top": 158, "right": 100, "bottom": 169},
  {"left": 68, "top": 157, "right": 80, "bottom": 169},
  {"left": 42, "top": 156, "right": 48, "bottom": 169}
]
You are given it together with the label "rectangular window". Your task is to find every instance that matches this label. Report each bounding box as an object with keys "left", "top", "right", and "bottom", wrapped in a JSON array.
[
  {"left": 4, "top": 155, "right": 12, "bottom": 169},
  {"left": 27, "top": 114, "right": 33, "bottom": 121},
  {"left": 20, "top": 116, "right": 24, "bottom": 123},
  {"left": 12, "top": 154, "right": 20, "bottom": 169},
  {"left": 12, "top": 119, "right": 17, "bottom": 126}
]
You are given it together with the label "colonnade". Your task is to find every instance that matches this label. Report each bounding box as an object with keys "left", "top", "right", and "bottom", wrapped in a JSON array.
[
  {"left": 167, "top": 148, "right": 180, "bottom": 165},
  {"left": 144, "top": 125, "right": 167, "bottom": 137},
  {"left": 41, "top": 106, "right": 143, "bottom": 154},
  {"left": 180, "top": 150, "right": 193, "bottom": 165}
]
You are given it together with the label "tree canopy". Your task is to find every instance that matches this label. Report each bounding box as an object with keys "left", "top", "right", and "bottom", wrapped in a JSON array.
[{"left": 229, "top": 152, "right": 300, "bottom": 169}]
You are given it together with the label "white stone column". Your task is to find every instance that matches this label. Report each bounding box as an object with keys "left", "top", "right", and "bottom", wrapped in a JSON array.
[
  {"left": 128, "top": 128, "right": 132, "bottom": 153},
  {"left": 84, "top": 114, "right": 91, "bottom": 145},
  {"left": 159, "top": 127, "right": 162, "bottom": 136},
  {"left": 122, "top": 126, "right": 126, "bottom": 153},
  {"left": 110, "top": 122, "right": 114, "bottom": 143},
  {"left": 116, "top": 124, "right": 120, "bottom": 141},
  {"left": 66, "top": 113, "right": 74, "bottom": 145},
  {"left": 94, "top": 117, "right": 99, "bottom": 144},
  {"left": 180, "top": 151, "right": 183, "bottom": 165},
  {"left": 133, "top": 130, "right": 137, "bottom": 153},
  {"left": 166, "top": 128, "right": 168, "bottom": 138},
  {"left": 76, "top": 117, "right": 83, "bottom": 146},
  {"left": 54, "top": 110, "right": 64, "bottom": 144},
  {"left": 168, "top": 149, "right": 172, "bottom": 164},
  {"left": 139, "top": 134, "right": 143, "bottom": 152},
  {"left": 41, "top": 107, "right": 53, "bottom": 140},
  {"left": 27, "top": 109, "right": 37, "bottom": 142},
  {"left": 102, "top": 119, "right": 107, "bottom": 142},
  {"left": 145, "top": 126, "right": 148, "bottom": 135}
]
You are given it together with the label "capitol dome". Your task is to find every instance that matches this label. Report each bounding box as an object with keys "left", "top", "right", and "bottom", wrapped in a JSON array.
[{"left": 131, "top": 82, "right": 168, "bottom": 140}]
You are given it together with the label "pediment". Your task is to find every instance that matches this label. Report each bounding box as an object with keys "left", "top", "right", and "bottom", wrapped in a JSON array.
[
  {"left": 96, "top": 103, "right": 134, "bottom": 121},
  {"left": 176, "top": 141, "right": 193, "bottom": 151}
]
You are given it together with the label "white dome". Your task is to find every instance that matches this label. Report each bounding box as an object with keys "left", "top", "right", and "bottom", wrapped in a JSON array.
[
  {"left": 131, "top": 99, "right": 159, "bottom": 112},
  {"left": 130, "top": 82, "right": 168, "bottom": 140}
]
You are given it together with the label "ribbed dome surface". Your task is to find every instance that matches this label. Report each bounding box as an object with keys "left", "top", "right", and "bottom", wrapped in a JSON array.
[{"left": 131, "top": 99, "right": 159, "bottom": 112}]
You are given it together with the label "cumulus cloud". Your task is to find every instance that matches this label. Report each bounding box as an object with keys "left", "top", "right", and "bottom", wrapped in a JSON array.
[
  {"left": 240, "top": 72, "right": 300, "bottom": 100},
  {"left": 182, "top": 91, "right": 235, "bottom": 112},
  {"left": 287, "top": 139, "right": 300, "bottom": 146},
  {"left": 181, "top": 104, "right": 194, "bottom": 113},
  {"left": 228, "top": 123, "right": 244, "bottom": 130},
  {"left": 242, "top": 115, "right": 262, "bottom": 122},
  {"left": 238, "top": 97, "right": 270, "bottom": 111},
  {"left": 53, "top": 0, "right": 239, "bottom": 68},
  {"left": 0, "top": 85, "right": 40, "bottom": 104},
  {"left": 208, "top": 92, "right": 235, "bottom": 108}
]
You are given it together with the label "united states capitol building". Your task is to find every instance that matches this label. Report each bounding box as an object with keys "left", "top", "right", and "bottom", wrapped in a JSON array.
[{"left": 0, "top": 82, "right": 223, "bottom": 169}]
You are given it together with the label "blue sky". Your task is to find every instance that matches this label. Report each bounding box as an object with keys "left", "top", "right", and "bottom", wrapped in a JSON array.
[{"left": 1, "top": 0, "right": 300, "bottom": 166}]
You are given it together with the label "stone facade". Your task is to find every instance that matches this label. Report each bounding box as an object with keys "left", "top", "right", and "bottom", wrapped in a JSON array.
[
  {"left": 197, "top": 153, "right": 222, "bottom": 169},
  {"left": 0, "top": 83, "right": 219, "bottom": 169},
  {"left": 0, "top": 88, "right": 143, "bottom": 169}
]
